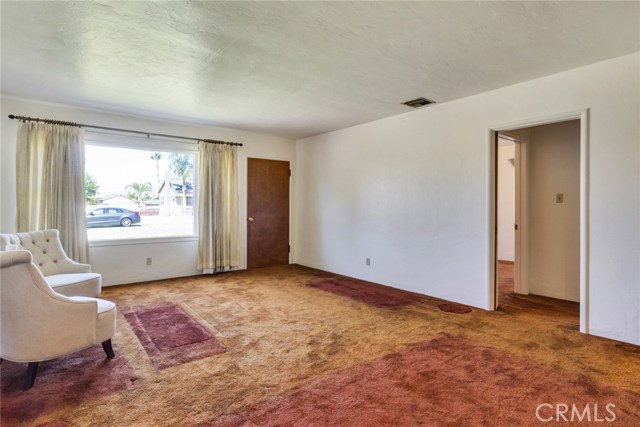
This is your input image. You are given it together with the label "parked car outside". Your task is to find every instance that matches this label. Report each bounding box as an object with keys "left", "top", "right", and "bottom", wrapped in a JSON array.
[{"left": 86, "top": 207, "right": 141, "bottom": 227}]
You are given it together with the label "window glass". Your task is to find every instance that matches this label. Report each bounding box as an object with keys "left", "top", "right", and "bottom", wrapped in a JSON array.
[{"left": 85, "top": 144, "right": 196, "bottom": 241}]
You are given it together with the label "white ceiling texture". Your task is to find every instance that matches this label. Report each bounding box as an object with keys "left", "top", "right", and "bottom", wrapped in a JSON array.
[{"left": 1, "top": 1, "right": 639, "bottom": 139}]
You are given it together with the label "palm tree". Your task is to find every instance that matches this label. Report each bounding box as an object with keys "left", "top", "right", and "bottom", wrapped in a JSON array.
[
  {"left": 126, "top": 182, "right": 152, "bottom": 205},
  {"left": 169, "top": 154, "right": 193, "bottom": 207},
  {"left": 149, "top": 152, "right": 163, "bottom": 198}
]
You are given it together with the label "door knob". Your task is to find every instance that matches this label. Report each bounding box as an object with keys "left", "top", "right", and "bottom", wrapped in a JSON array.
[{"left": 248, "top": 217, "right": 254, "bottom": 222}]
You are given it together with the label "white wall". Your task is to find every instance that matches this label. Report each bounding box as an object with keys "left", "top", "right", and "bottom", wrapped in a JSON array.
[
  {"left": 294, "top": 53, "right": 640, "bottom": 345},
  {"left": 527, "top": 121, "right": 580, "bottom": 302},
  {"left": 0, "top": 97, "right": 296, "bottom": 285},
  {"left": 497, "top": 142, "right": 515, "bottom": 262}
]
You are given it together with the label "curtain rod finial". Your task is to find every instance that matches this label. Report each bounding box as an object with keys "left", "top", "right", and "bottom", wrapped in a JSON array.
[{"left": 8, "top": 114, "right": 16, "bottom": 119}]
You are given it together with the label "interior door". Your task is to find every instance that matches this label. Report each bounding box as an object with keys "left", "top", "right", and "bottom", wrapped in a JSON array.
[{"left": 247, "top": 158, "right": 290, "bottom": 268}]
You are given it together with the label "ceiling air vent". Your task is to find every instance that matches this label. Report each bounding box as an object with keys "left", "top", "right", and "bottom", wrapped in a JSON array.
[{"left": 402, "top": 97, "right": 436, "bottom": 108}]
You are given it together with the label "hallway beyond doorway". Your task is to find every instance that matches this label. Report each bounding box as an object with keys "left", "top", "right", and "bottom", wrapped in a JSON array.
[{"left": 498, "top": 261, "right": 579, "bottom": 323}]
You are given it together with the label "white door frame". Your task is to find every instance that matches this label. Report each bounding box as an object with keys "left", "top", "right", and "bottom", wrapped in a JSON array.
[
  {"left": 488, "top": 109, "right": 590, "bottom": 334},
  {"left": 514, "top": 135, "right": 528, "bottom": 295},
  {"left": 497, "top": 130, "right": 530, "bottom": 295}
]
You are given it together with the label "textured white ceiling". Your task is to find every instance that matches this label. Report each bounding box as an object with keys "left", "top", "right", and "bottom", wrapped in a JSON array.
[{"left": 1, "top": 1, "right": 638, "bottom": 138}]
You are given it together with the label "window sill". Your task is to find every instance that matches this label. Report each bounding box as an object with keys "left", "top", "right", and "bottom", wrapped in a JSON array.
[{"left": 88, "top": 235, "right": 198, "bottom": 248}]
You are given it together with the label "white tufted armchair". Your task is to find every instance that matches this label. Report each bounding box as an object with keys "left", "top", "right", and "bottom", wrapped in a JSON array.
[
  {"left": 0, "top": 250, "right": 116, "bottom": 389},
  {"left": 0, "top": 229, "right": 101, "bottom": 297}
]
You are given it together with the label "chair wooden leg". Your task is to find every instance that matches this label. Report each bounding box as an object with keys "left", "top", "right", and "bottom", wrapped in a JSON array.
[
  {"left": 24, "top": 362, "right": 39, "bottom": 390},
  {"left": 102, "top": 339, "right": 115, "bottom": 358}
]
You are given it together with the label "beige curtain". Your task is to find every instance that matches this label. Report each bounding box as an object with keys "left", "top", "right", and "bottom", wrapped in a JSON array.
[
  {"left": 197, "top": 142, "right": 239, "bottom": 273},
  {"left": 16, "top": 122, "right": 89, "bottom": 263}
]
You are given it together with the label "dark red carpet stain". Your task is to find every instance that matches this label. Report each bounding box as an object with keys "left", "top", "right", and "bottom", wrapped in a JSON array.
[
  {"left": 307, "top": 277, "right": 423, "bottom": 308},
  {"left": 1, "top": 345, "right": 134, "bottom": 426},
  {"left": 214, "top": 334, "right": 640, "bottom": 427},
  {"left": 123, "top": 303, "right": 227, "bottom": 369},
  {"left": 438, "top": 303, "right": 472, "bottom": 314}
]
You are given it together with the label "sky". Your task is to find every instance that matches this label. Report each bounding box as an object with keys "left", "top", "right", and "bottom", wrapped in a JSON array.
[{"left": 85, "top": 145, "right": 193, "bottom": 196}]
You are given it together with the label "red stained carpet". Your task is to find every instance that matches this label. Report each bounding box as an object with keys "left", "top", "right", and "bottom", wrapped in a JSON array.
[
  {"left": 2, "top": 265, "right": 638, "bottom": 426},
  {"left": 1, "top": 346, "right": 134, "bottom": 426},
  {"left": 123, "top": 303, "right": 227, "bottom": 369},
  {"left": 307, "top": 277, "right": 423, "bottom": 308},
  {"left": 214, "top": 334, "right": 640, "bottom": 427},
  {"left": 438, "top": 303, "right": 472, "bottom": 314}
]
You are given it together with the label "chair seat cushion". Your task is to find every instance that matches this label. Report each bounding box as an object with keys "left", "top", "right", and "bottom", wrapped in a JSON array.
[{"left": 46, "top": 273, "right": 102, "bottom": 298}]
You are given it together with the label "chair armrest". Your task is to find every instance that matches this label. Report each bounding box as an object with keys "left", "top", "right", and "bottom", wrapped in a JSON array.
[
  {"left": 57, "top": 258, "right": 92, "bottom": 273},
  {"left": 0, "top": 250, "right": 33, "bottom": 268},
  {"left": 0, "top": 262, "right": 99, "bottom": 362},
  {"left": 28, "top": 292, "right": 99, "bottom": 360}
]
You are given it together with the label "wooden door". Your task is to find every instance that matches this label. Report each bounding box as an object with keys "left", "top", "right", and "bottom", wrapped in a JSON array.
[{"left": 247, "top": 158, "right": 290, "bottom": 268}]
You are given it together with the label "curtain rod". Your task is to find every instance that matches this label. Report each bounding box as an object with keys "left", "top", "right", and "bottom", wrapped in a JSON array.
[{"left": 7, "top": 114, "right": 243, "bottom": 147}]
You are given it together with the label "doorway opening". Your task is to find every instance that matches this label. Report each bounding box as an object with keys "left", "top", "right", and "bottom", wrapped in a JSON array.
[{"left": 490, "top": 110, "right": 589, "bottom": 333}]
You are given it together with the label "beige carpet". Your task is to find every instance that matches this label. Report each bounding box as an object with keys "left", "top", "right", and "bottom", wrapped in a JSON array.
[{"left": 2, "top": 264, "right": 638, "bottom": 426}]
